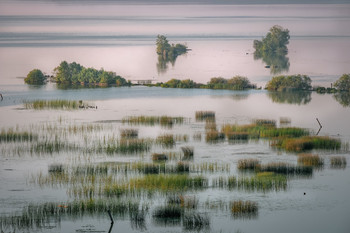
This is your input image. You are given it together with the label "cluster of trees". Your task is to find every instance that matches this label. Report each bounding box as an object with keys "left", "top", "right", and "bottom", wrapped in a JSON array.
[
  {"left": 253, "top": 25, "right": 290, "bottom": 74},
  {"left": 334, "top": 74, "right": 350, "bottom": 92},
  {"left": 54, "top": 61, "right": 130, "bottom": 86},
  {"left": 206, "top": 76, "right": 256, "bottom": 90},
  {"left": 156, "top": 76, "right": 256, "bottom": 90},
  {"left": 265, "top": 75, "right": 312, "bottom": 91},
  {"left": 254, "top": 25, "right": 290, "bottom": 57},
  {"left": 156, "top": 35, "right": 188, "bottom": 60},
  {"left": 24, "top": 69, "right": 46, "bottom": 85}
]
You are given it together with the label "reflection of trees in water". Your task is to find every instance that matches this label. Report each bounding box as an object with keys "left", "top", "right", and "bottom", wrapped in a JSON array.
[
  {"left": 254, "top": 51, "right": 290, "bottom": 75},
  {"left": 333, "top": 92, "right": 350, "bottom": 107},
  {"left": 157, "top": 55, "right": 177, "bottom": 74},
  {"left": 267, "top": 91, "right": 311, "bottom": 105}
]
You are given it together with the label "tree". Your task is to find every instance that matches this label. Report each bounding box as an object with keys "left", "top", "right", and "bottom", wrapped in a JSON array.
[
  {"left": 265, "top": 75, "right": 311, "bottom": 91},
  {"left": 334, "top": 74, "right": 350, "bottom": 92},
  {"left": 54, "top": 61, "right": 72, "bottom": 83},
  {"left": 24, "top": 69, "right": 46, "bottom": 85},
  {"left": 254, "top": 25, "right": 290, "bottom": 55},
  {"left": 156, "top": 35, "right": 171, "bottom": 56},
  {"left": 227, "top": 76, "right": 255, "bottom": 90}
]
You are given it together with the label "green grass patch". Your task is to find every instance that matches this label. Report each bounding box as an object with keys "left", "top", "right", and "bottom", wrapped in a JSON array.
[{"left": 277, "top": 136, "right": 341, "bottom": 152}]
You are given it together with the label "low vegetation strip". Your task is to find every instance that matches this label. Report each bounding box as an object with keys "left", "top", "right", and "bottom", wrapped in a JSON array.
[{"left": 24, "top": 99, "right": 80, "bottom": 110}]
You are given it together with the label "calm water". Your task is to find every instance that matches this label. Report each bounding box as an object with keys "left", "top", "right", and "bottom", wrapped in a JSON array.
[{"left": 1, "top": 2, "right": 350, "bottom": 233}]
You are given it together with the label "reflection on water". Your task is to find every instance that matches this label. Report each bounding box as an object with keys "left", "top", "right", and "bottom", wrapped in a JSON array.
[
  {"left": 254, "top": 50, "right": 290, "bottom": 75},
  {"left": 157, "top": 55, "right": 177, "bottom": 74},
  {"left": 267, "top": 91, "right": 311, "bottom": 105},
  {"left": 333, "top": 92, "right": 350, "bottom": 107}
]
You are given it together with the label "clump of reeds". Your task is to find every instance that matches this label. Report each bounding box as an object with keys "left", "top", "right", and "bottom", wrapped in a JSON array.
[
  {"left": 191, "top": 162, "right": 230, "bottom": 173},
  {"left": 153, "top": 205, "right": 182, "bottom": 219},
  {"left": 205, "top": 130, "right": 225, "bottom": 143},
  {"left": 205, "top": 121, "right": 217, "bottom": 131},
  {"left": 330, "top": 156, "right": 347, "bottom": 169},
  {"left": 213, "top": 172, "right": 287, "bottom": 192},
  {"left": 298, "top": 153, "right": 324, "bottom": 168},
  {"left": 0, "top": 129, "right": 37, "bottom": 143},
  {"left": 279, "top": 136, "right": 341, "bottom": 152},
  {"left": 183, "top": 213, "right": 210, "bottom": 231},
  {"left": 152, "top": 153, "right": 168, "bottom": 161},
  {"left": 227, "top": 132, "right": 249, "bottom": 141},
  {"left": 24, "top": 99, "right": 80, "bottom": 110},
  {"left": 176, "top": 162, "right": 190, "bottom": 173},
  {"left": 195, "top": 111, "right": 215, "bottom": 122},
  {"left": 260, "top": 127, "right": 309, "bottom": 138},
  {"left": 120, "top": 128, "right": 138, "bottom": 138},
  {"left": 258, "top": 162, "right": 313, "bottom": 177},
  {"left": 254, "top": 119, "right": 276, "bottom": 127},
  {"left": 230, "top": 200, "right": 258, "bottom": 219},
  {"left": 128, "top": 174, "right": 208, "bottom": 192},
  {"left": 122, "top": 115, "right": 184, "bottom": 127},
  {"left": 237, "top": 159, "right": 260, "bottom": 170},
  {"left": 156, "top": 134, "right": 175, "bottom": 148},
  {"left": 167, "top": 195, "right": 198, "bottom": 209},
  {"left": 221, "top": 124, "right": 260, "bottom": 139},
  {"left": 280, "top": 117, "right": 291, "bottom": 125},
  {"left": 48, "top": 164, "right": 64, "bottom": 173},
  {"left": 175, "top": 134, "right": 188, "bottom": 142},
  {"left": 181, "top": 146, "right": 194, "bottom": 159},
  {"left": 106, "top": 138, "right": 151, "bottom": 154}
]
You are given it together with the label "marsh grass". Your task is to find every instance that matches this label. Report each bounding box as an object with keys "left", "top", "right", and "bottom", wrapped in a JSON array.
[
  {"left": 297, "top": 153, "right": 324, "bottom": 169},
  {"left": 227, "top": 132, "right": 249, "bottom": 141},
  {"left": 181, "top": 146, "right": 194, "bottom": 159},
  {"left": 183, "top": 212, "right": 210, "bottom": 231},
  {"left": 205, "top": 121, "right": 217, "bottom": 131},
  {"left": 48, "top": 164, "right": 64, "bottom": 173},
  {"left": 152, "top": 153, "right": 168, "bottom": 161},
  {"left": 237, "top": 159, "right": 260, "bottom": 170},
  {"left": 205, "top": 130, "right": 225, "bottom": 143},
  {"left": 278, "top": 136, "right": 341, "bottom": 152},
  {"left": 330, "top": 156, "right": 347, "bottom": 169},
  {"left": 0, "top": 129, "right": 37, "bottom": 142},
  {"left": 128, "top": 174, "right": 208, "bottom": 192},
  {"left": 120, "top": 128, "right": 138, "bottom": 138},
  {"left": 156, "top": 134, "right": 175, "bottom": 148},
  {"left": 167, "top": 195, "right": 198, "bottom": 209},
  {"left": 106, "top": 138, "right": 152, "bottom": 154},
  {"left": 193, "top": 132, "right": 202, "bottom": 141},
  {"left": 122, "top": 115, "right": 184, "bottom": 127},
  {"left": 190, "top": 162, "right": 230, "bottom": 173},
  {"left": 254, "top": 119, "right": 276, "bottom": 127},
  {"left": 0, "top": 199, "right": 143, "bottom": 230},
  {"left": 195, "top": 111, "right": 215, "bottom": 122},
  {"left": 213, "top": 172, "right": 287, "bottom": 192},
  {"left": 257, "top": 162, "right": 313, "bottom": 177},
  {"left": 230, "top": 200, "right": 258, "bottom": 219},
  {"left": 24, "top": 99, "right": 80, "bottom": 110}
]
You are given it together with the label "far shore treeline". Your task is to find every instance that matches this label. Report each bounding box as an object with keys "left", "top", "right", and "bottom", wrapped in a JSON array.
[{"left": 24, "top": 64, "right": 350, "bottom": 93}]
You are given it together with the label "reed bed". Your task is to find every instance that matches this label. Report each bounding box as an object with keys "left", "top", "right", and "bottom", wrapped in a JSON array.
[
  {"left": 152, "top": 153, "right": 168, "bottom": 161},
  {"left": 260, "top": 127, "right": 309, "bottom": 138},
  {"left": 181, "top": 146, "right": 194, "bottom": 159},
  {"left": 190, "top": 162, "right": 230, "bottom": 173},
  {"left": 122, "top": 115, "right": 184, "bottom": 127},
  {"left": 237, "top": 159, "right": 260, "bottom": 170},
  {"left": 106, "top": 138, "right": 152, "bottom": 154},
  {"left": 227, "top": 132, "right": 249, "bottom": 141},
  {"left": 254, "top": 119, "right": 276, "bottom": 127},
  {"left": 330, "top": 156, "right": 347, "bottom": 169},
  {"left": 0, "top": 129, "right": 37, "bottom": 142},
  {"left": 278, "top": 136, "right": 341, "bottom": 152},
  {"left": 120, "top": 128, "right": 138, "bottom": 138},
  {"left": 167, "top": 195, "right": 198, "bottom": 209},
  {"left": 297, "top": 153, "right": 324, "bottom": 168},
  {"left": 0, "top": 199, "right": 143, "bottom": 230},
  {"left": 257, "top": 162, "right": 313, "bottom": 176},
  {"left": 183, "top": 212, "right": 210, "bottom": 231},
  {"left": 213, "top": 172, "right": 287, "bottom": 192},
  {"left": 24, "top": 99, "right": 80, "bottom": 110},
  {"left": 230, "top": 200, "right": 258, "bottom": 219},
  {"left": 205, "top": 130, "right": 225, "bottom": 143},
  {"left": 205, "top": 121, "right": 217, "bottom": 131},
  {"left": 195, "top": 111, "right": 215, "bottom": 122},
  {"left": 156, "top": 134, "right": 175, "bottom": 148},
  {"left": 193, "top": 132, "right": 202, "bottom": 141},
  {"left": 128, "top": 174, "right": 208, "bottom": 192}
]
